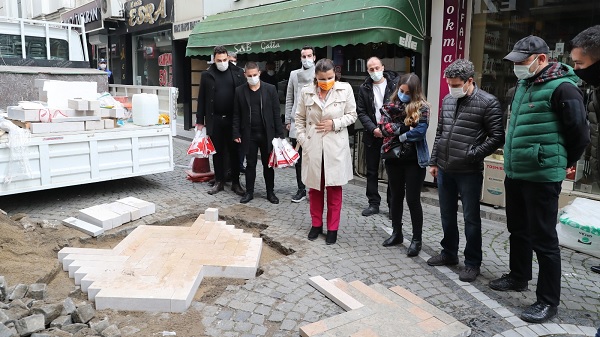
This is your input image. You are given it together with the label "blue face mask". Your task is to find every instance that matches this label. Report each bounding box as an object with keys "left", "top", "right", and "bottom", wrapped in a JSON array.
[{"left": 398, "top": 91, "right": 411, "bottom": 103}]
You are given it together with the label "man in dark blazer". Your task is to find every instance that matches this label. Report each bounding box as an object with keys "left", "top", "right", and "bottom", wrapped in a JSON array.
[
  {"left": 196, "top": 45, "right": 246, "bottom": 196},
  {"left": 233, "top": 61, "right": 285, "bottom": 204}
]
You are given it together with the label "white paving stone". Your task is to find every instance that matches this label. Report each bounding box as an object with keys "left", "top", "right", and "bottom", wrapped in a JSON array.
[
  {"left": 57, "top": 209, "right": 261, "bottom": 313},
  {"left": 78, "top": 204, "right": 123, "bottom": 229},
  {"left": 62, "top": 217, "right": 104, "bottom": 237},
  {"left": 115, "top": 197, "right": 155, "bottom": 217}
]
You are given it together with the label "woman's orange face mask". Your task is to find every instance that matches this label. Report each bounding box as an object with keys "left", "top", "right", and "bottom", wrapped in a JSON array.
[{"left": 316, "top": 69, "right": 336, "bottom": 91}]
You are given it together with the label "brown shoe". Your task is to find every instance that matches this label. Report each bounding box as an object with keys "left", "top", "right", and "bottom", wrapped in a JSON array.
[
  {"left": 231, "top": 182, "right": 246, "bottom": 196},
  {"left": 207, "top": 181, "right": 224, "bottom": 195}
]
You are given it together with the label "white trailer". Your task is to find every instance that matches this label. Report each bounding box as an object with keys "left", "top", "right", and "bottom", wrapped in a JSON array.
[{"left": 0, "top": 84, "right": 179, "bottom": 196}]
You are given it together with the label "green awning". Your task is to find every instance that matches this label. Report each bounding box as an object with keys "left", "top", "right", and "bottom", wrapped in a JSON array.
[{"left": 186, "top": 0, "right": 426, "bottom": 57}]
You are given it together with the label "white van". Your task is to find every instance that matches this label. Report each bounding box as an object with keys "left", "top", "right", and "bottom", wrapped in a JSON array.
[{"left": 0, "top": 16, "right": 89, "bottom": 67}]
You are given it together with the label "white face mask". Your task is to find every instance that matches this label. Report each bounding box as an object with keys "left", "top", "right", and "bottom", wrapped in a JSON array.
[
  {"left": 216, "top": 61, "right": 229, "bottom": 72},
  {"left": 99, "top": 64, "right": 107, "bottom": 70},
  {"left": 449, "top": 82, "right": 468, "bottom": 99},
  {"left": 247, "top": 75, "right": 260, "bottom": 86},
  {"left": 301, "top": 59, "right": 314, "bottom": 69},
  {"left": 232, "top": 62, "right": 237, "bottom": 66},
  {"left": 513, "top": 55, "right": 540, "bottom": 80},
  {"left": 267, "top": 70, "right": 275, "bottom": 76},
  {"left": 369, "top": 71, "right": 383, "bottom": 82}
]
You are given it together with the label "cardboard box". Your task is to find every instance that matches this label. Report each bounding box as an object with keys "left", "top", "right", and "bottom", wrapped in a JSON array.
[
  {"left": 481, "top": 157, "right": 505, "bottom": 207},
  {"left": 30, "top": 121, "right": 85, "bottom": 134}
]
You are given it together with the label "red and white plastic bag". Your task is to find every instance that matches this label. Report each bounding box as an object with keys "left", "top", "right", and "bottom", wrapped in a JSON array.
[
  {"left": 269, "top": 138, "right": 299, "bottom": 168},
  {"left": 187, "top": 128, "right": 216, "bottom": 158}
]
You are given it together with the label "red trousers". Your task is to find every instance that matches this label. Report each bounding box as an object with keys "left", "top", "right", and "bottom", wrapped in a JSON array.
[{"left": 309, "top": 168, "right": 343, "bottom": 231}]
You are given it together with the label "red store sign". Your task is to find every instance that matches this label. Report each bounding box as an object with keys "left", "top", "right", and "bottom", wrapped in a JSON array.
[
  {"left": 158, "top": 53, "right": 172, "bottom": 87},
  {"left": 438, "top": 0, "right": 468, "bottom": 109}
]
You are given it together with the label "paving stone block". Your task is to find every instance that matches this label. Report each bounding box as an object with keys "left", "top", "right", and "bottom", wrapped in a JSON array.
[
  {"left": 0, "top": 277, "right": 6, "bottom": 302},
  {"left": 299, "top": 306, "right": 375, "bottom": 337},
  {"left": 26, "top": 284, "right": 47, "bottom": 301},
  {"left": 30, "top": 333, "right": 51, "bottom": 337},
  {"left": 106, "top": 202, "right": 140, "bottom": 222},
  {"left": 204, "top": 208, "right": 218, "bottom": 222},
  {"left": 89, "top": 318, "right": 109, "bottom": 333},
  {"left": 50, "top": 315, "right": 72, "bottom": 328},
  {"left": 3, "top": 307, "right": 29, "bottom": 323},
  {"left": 0, "top": 311, "right": 9, "bottom": 325},
  {"left": 0, "top": 323, "right": 16, "bottom": 337},
  {"left": 62, "top": 217, "right": 105, "bottom": 237},
  {"left": 8, "top": 285, "right": 27, "bottom": 301},
  {"left": 115, "top": 197, "right": 155, "bottom": 217},
  {"left": 308, "top": 276, "right": 363, "bottom": 311},
  {"left": 61, "top": 323, "right": 88, "bottom": 334},
  {"left": 31, "top": 303, "right": 62, "bottom": 325},
  {"left": 100, "top": 324, "right": 120, "bottom": 337},
  {"left": 62, "top": 298, "right": 76, "bottom": 315},
  {"left": 71, "top": 303, "right": 95, "bottom": 324},
  {"left": 15, "top": 314, "right": 44, "bottom": 336},
  {"left": 78, "top": 205, "right": 124, "bottom": 230}
]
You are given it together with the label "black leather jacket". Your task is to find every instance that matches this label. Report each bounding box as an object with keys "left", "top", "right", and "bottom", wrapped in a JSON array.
[
  {"left": 430, "top": 84, "right": 505, "bottom": 173},
  {"left": 357, "top": 70, "right": 399, "bottom": 146}
]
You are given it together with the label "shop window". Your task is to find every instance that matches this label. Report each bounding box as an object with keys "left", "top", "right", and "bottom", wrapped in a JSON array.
[
  {"left": 470, "top": 0, "right": 600, "bottom": 194},
  {"left": 134, "top": 30, "right": 172, "bottom": 87}
]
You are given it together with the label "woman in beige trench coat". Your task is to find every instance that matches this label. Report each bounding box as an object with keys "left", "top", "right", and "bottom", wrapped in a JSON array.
[{"left": 295, "top": 58, "right": 357, "bottom": 245}]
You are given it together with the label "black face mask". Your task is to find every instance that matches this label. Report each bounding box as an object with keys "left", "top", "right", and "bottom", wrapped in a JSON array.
[{"left": 574, "top": 60, "right": 600, "bottom": 87}]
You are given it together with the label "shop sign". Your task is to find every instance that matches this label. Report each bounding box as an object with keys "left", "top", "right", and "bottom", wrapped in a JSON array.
[
  {"left": 232, "top": 40, "right": 284, "bottom": 54},
  {"left": 158, "top": 53, "right": 173, "bottom": 87},
  {"left": 126, "top": 0, "right": 174, "bottom": 32},
  {"left": 398, "top": 33, "right": 418, "bottom": 51},
  {"left": 61, "top": 1, "right": 103, "bottom": 33},
  {"left": 473, "top": 0, "right": 516, "bottom": 14},
  {"left": 438, "top": 0, "right": 468, "bottom": 109}
]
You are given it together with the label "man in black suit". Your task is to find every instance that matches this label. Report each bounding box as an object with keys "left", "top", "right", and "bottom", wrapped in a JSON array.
[
  {"left": 196, "top": 45, "right": 246, "bottom": 196},
  {"left": 233, "top": 61, "right": 285, "bottom": 204}
]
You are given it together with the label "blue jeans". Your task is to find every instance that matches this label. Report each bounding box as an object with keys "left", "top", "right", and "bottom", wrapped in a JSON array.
[{"left": 437, "top": 169, "right": 483, "bottom": 268}]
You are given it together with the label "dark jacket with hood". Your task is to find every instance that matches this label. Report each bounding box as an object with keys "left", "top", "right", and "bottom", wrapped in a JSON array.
[
  {"left": 196, "top": 61, "right": 245, "bottom": 136},
  {"left": 357, "top": 70, "right": 399, "bottom": 147},
  {"left": 430, "top": 84, "right": 505, "bottom": 173}
]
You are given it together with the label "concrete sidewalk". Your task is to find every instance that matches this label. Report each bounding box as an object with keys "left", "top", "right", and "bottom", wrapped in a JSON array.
[{"left": 0, "top": 126, "right": 598, "bottom": 337}]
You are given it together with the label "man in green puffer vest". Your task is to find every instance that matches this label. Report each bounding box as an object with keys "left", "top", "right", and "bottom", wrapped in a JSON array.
[{"left": 489, "top": 36, "right": 590, "bottom": 324}]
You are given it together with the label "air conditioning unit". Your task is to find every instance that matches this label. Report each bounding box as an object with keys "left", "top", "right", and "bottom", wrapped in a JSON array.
[{"left": 101, "top": 0, "right": 122, "bottom": 18}]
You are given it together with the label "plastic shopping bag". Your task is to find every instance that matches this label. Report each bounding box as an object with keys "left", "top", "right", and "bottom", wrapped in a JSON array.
[
  {"left": 269, "top": 138, "right": 292, "bottom": 168},
  {"left": 187, "top": 128, "right": 216, "bottom": 158},
  {"left": 281, "top": 138, "right": 299, "bottom": 165}
]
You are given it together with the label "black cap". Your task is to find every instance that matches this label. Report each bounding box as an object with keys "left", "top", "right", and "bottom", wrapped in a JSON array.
[{"left": 504, "top": 35, "right": 550, "bottom": 62}]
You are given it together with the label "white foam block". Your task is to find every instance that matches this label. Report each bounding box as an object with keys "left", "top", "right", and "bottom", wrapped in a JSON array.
[
  {"left": 107, "top": 201, "right": 140, "bottom": 221},
  {"left": 104, "top": 202, "right": 133, "bottom": 225},
  {"left": 103, "top": 119, "right": 115, "bottom": 129},
  {"left": 52, "top": 115, "right": 101, "bottom": 123},
  {"left": 30, "top": 121, "right": 85, "bottom": 134},
  {"left": 85, "top": 120, "right": 104, "bottom": 130},
  {"left": 116, "top": 197, "right": 155, "bottom": 217},
  {"left": 7, "top": 106, "right": 41, "bottom": 122},
  {"left": 78, "top": 204, "right": 123, "bottom": 229},
  {"left": 62, "top": 217, "right": 104, "bottom": 237},
  {"left": 68, "top": 98, "right": 88, "bottom": 110},
  {"left": 88, "top": 100, "right": 101, "bottom": 111}
]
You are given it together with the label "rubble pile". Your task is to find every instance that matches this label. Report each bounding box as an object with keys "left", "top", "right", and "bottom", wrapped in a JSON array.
[{"left": 0, "top": 276, "right": 121, "bottom": 337}]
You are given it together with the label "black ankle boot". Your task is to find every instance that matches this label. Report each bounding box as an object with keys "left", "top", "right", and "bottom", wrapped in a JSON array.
[
  {"left": 326, "top": 230, "right": 337, "bottom": 245},
  {"left": 382, "top": 226, "right": 403, "bottom": 247},
  {"left": 308, "top": 226, "right": 323, "bottom": 240},
  {"left": 407, "top": 239, "right": 422, "bottom": 257}
]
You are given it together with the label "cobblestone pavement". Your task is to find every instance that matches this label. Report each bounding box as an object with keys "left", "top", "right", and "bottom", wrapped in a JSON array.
[{"left": 1, "top": 128, "right": 599, "bottom": 337}]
